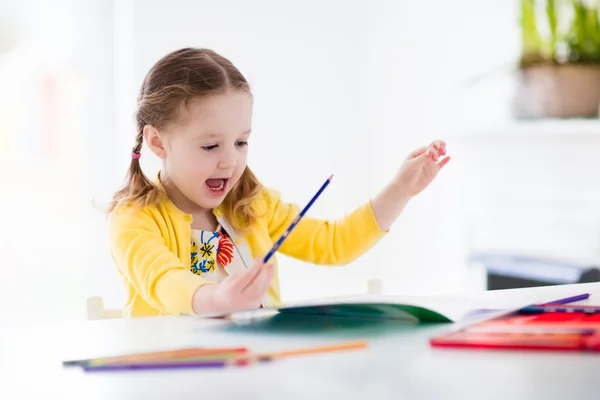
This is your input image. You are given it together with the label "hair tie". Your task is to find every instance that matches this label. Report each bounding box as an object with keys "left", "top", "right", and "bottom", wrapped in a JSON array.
[{"left": 131, "top": 152, "right": 141, "bottom": 160}]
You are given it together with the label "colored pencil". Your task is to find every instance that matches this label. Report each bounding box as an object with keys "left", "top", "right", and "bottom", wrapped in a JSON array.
[
  {"left": 63, "top": 347, "right": 248, "bottom": 367},
  {"left": 466, "top": 325, "right": 596, "bottom": 335},
  {"left": 542, "top": 293, "right": 590, "bottom": 305},
  {"left": 236, "top": 339, "right": 369, "bottom": 363},
  {"left": 518, "top": 293, "right": 593, "bottom": 314},
  {"left": 263, "top": 175, "right": 333, "bottom": 263},
  {"left": 83, "top": 360, "right": 228, "bottom": 372},
  {"left": 81, "top": 340, "right": 369, "bottom": 372},
  {"left": 520, "top": 304, "right": 600, "bottom": 314},
  {"left": 465, "top": 293, "right": 592, "bottom": 318}
]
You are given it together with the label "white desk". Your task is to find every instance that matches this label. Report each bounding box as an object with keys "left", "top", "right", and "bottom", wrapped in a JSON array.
[{"left": 2, "top": 283, "right": 600, "bottom": 400}]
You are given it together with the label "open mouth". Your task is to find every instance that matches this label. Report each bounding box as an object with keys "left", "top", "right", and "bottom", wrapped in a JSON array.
[{"left": 205, "top": 178, "right": 229, "bottom": 195}]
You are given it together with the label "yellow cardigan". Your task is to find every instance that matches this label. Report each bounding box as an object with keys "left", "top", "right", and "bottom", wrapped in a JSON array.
[{"left": 108, "top": 182, "right": 387, "bottom": 317}]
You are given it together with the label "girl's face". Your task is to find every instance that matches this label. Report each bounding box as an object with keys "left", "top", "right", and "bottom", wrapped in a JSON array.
[{"left": 148, "top": 91, "right": 253, "bottom": 213}]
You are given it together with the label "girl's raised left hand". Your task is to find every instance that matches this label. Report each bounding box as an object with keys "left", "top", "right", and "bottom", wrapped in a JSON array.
[
  {"left": 371, "top": 140, "right": 450, "bottom": 231},
  {"left": 393, "top": 140, "right": 450, "bottom": 197}
]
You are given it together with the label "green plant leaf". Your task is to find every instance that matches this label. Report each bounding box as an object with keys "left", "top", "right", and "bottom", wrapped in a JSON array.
[
  {"left": 546, "top": 0, "right": 558, "bottom": 59},
  {"left": 520, "top": 0, "right": 544, "bottom": 65},
  {"left": 520, "top": 0, "right": 600, "bottom": 65}
]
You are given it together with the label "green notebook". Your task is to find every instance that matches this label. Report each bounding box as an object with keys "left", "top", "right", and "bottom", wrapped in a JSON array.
[
  {"left": 273, "top": 294, "right": 471, "bottom": 323},
  {"left": 198, "top": 294, "right": 528, "bottom": 323},
  {"left": 277, "top": 302, "right": 446, "bottom": 322}
]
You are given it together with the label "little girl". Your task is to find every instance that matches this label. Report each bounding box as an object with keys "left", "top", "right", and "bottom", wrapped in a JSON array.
[{"left": 108, "top": 48, "right": 450, "bottom": 318}]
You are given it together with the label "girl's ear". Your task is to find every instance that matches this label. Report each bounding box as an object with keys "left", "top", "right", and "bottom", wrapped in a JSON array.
[{"left": 143, "top": 125, "right": 167, "bottom": 159}]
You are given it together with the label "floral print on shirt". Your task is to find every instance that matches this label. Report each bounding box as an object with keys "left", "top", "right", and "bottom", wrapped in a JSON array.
[{"left": 190, "top": 229, "right": 234, "bottom": 275}]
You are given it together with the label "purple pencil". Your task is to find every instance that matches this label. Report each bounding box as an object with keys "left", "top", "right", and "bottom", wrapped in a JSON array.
[
  {"left": 542, "top": 293, "right": 590, "bottom": 305},
  {"left": 83, "top": 360, "right": 228, "bottom": 372},
  {"left": 466, "top": 293, "right": 592, "bottom": 318}
]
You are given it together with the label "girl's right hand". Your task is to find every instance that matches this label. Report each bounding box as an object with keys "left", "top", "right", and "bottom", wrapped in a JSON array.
[{"left": 192, "top": 258, "right": 275, "bottom": 314}]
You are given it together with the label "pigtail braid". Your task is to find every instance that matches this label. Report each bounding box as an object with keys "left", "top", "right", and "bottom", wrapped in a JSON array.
[{"left": 106, "top": 130, "right": 162, "bottom": 213}]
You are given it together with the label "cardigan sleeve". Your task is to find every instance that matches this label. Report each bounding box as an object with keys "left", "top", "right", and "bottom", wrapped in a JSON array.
[
  {"left": 263, "top": 188, "right": 387, "bottom": 265},
  {"left": 108, "top": 205, "right": 214, "bottom": 315}
]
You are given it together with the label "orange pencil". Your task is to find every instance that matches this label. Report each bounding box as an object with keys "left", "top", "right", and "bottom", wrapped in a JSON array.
[
  {"left": 64, "top": 347, "right": 248, "bottom": 367},
  {"left": 236, "top": 340, "right": 369, "bottom": 364}
]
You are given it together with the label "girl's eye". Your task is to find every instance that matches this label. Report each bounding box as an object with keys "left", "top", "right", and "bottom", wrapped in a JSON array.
[
  {"left": 236, "top": 141, "right": 248, "bottom": 147},
  {"left": 202, "top": 144, "right": 218, "bottom": 151}
]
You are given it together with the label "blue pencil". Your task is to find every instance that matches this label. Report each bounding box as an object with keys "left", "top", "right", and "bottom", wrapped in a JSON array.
[
  {"left": 263, "top": 175, "right": 333, "bottom": 263},
  {"left": 520, "top": 304, "right": 600, "bottom": 314}
]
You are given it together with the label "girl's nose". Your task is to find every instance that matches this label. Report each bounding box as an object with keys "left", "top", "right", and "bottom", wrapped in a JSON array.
[{"left": 218, "top": 151, "right": 236, "bottom": 170}]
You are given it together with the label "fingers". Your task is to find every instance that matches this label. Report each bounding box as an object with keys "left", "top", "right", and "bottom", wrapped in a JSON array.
[
  {"left": 407, "top": 146, "right": 427, "bottom": 160},
  {"left": 243, "top": 263, "right": 275, "bottom": 300},
  {"left": 437, "top": 155, "right": 451, "bottom": 169},
  {"left": 230, "top": 258, "right": 266, "bottom": 291},
  {"left": 425, "top": 147, "right": 440, "bottom": 161},
  {"left": 212, "top": 259, "right": 274, "bottom": 312},
  {"left": 430, "top": 141, "right": 449, "bottom": 168},
  {"left": 407, "top": 140, "right": 446, "bottom": 162},
  {"left": 411, "top": 146, "right": 438, "bottom": 164},
  {"left": 230, "top": 258, "right": 274, "bottom": 297},
  {"left": 431, "top": 140, "right": 446, "bottom": 156}
]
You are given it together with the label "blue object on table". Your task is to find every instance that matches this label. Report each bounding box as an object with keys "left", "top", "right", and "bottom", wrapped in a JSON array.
[{"left": 519, "top": 305, "right": 600, "bottom": 314}]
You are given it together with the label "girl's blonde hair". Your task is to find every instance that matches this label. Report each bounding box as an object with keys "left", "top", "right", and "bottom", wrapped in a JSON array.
[{"left": 107, "top": 48, "right": 263, "bottom": 230}]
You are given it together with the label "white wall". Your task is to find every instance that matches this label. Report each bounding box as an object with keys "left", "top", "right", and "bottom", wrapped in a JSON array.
[
  {"left": 5, "top": 0, "right": 588, "bottom": 322},
  {"left": 361, "top": 0, "right": 523, "bottom": 296},
  {"left": 107, "top": 0, "right": 522, "bottom": 304},
  {"left": 0, "top": 0, "right": 118, "bottom": 321}
]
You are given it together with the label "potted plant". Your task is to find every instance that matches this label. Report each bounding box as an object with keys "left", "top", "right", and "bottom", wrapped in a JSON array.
[{"left": 513, "top": 0, "right": 600, "bottom": 118}]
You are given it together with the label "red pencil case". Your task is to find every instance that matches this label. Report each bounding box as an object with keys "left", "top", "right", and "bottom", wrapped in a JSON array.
[{"left": 430, "top": 305, "right": 600, "bottom": 352}]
